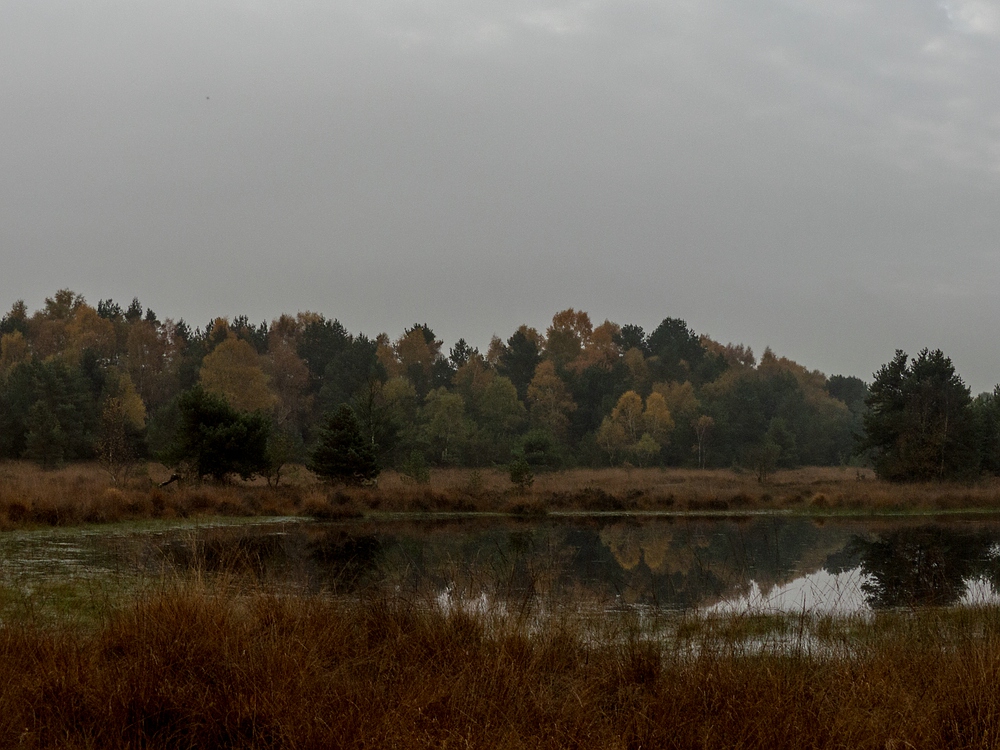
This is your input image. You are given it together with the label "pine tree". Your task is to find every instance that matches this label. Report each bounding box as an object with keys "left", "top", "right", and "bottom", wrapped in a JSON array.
[
  {"left": 308, "top": 405, "right": 379, "bottom": 484},
  {"left": 24, "top": 400, "right": 65, "bottom": 469},
  {"left": 858, "top": 349, "right": 979, "bottom": 481},
  {"left": 167, "top": 386, "right": 271, "bottom": 481}
]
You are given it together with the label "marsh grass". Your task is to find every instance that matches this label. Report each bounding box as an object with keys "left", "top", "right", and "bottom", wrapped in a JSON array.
[
  {"left": 5, "top": 461, "right": 1000, "bottom": 532},
  {"left": 8, "top": 460, "right": 1000, "bottom": 745},
  {"left": 1, "top": 573, "right": 1000, "bottom": 748}
]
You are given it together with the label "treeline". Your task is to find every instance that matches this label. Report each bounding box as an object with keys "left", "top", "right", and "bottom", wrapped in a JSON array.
[{"left": 0, "top": 290, "right": 869, "bottom": 478}]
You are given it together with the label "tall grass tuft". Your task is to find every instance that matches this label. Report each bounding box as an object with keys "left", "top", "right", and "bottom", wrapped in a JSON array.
[{"left": 0, "top": 578, "right": 996, "bottom": 747}]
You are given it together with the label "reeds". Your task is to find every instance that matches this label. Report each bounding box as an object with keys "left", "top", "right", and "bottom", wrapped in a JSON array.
[
  {"left": 4, "top": 461, "right": 1000, "bottom": 532},
  {"left": 2, "top": 579, "right": 1000, "bottom": 748}
]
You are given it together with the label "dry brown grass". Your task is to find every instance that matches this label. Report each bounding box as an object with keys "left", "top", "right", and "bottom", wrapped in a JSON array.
[
  {"left": 1, "top": 580, "right": 1000, "bottom": 748},
  {"left": 0, "top": 461, "right": 315, "bottom": 529},
  {"left": 3, "top": 460, "right": 1000, "bottom": 529},
  {"left": 340, "top": 464, "right": 1000, "bottom": 515}
]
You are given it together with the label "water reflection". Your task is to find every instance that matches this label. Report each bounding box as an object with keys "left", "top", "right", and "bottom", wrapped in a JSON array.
[
  {"left": 847, "top": 526, "right": 1000, "bottom": 609},
  {"left": 146, "top": 525, "right": 390, "bottom": 593},
  {"left": 3, "top": 516, "right": 1000, "bottom": 615}
]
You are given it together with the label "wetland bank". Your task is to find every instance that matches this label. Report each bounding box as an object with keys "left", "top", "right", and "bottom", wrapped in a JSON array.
[
  {"left": 8, "top": 462, "right": 1000, "bottom": 531},
  {"left": 4, "top": 463, "right": 1000, "bottom": 746}
]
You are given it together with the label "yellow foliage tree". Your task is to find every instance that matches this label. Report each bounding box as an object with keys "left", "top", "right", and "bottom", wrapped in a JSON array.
[
  {"left": 200, "top": 337, "right": 277, "bottom": 413},
  {"left": 700, "top": 335, "right": 756, "bottom": 369},
  {"left": 103, "top": 368, "right": 147, "bottom": 428},
  {"left": 268, "top": 314, "right": 304, "bottom": 349},
  {"left": 453, "top": 354, "right": 494, "bottom": 407},
  {"left": 126, "top": 321, "right": 171, "bottom": 407},
  {"left": 526, "top": 360, "right": 577, "bottom": 439},
  {"left": 652, "top": 380, "right": 700, "bottom": 417},
  {"left": 643, "top": 392, "right": 675, "bottom": 443},
  {"left": 623, "top": 347, "right": 650, "bottom": 393},
  {"left": 598, "top": 390, "right": 640, "bottom": 462},
  {"left": 97, "top": 369, "right": 147, "bottom": 486},
  {"left": 25, "top": 290, "right": 85, "bottom": 360},
  {"left": 598, "top": 390, "right": 673, "bottom": 465},
  {"left": 264, "top": 340, "right": 312, "bottom": 427},
  {"left": 545, "top": 309, "right": 593, "bottom": 369},
  {"left": 574, "top": 320, "right": 621, "bottom": 372},
  {"left": 375, "top": 333, "right": 401, "bottom": 379},
  {"left": 0, "top": 331, "right": 29, "bottom": 373},
  {"left": 193, "top": 319, "right": 225, "bottom": 353},
  {"left": 544, "top": 311, "right": 622, "bottom": 373},
  {"left": 65, "top": 305, "right": 116, "bottom": 365},
  {"left": 485, "top": 335, "right": 506, "bottom": 368},
  {"left": 396, "top": 328, "right": 434, "bottom": 373},
  {"left": 612, "top": 391, "right": 645, "bottom": 443}
]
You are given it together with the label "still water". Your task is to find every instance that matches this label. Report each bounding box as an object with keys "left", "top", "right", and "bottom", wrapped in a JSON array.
[{"left": 2, "top": 515, "right": 1000, "bottom": 615}]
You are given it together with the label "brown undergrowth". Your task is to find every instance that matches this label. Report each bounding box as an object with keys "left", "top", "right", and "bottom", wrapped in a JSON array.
[
  {"left": 3, "top": 461, "right": 1000, "bottom": 530},
  {"left": 2, "top": 579, "right": 1000, "bottom": 748}
]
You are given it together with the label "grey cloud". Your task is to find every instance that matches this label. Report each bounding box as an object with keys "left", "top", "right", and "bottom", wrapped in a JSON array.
[{"left": 3, "top": 0, "right": 1000, "bottom": 391}]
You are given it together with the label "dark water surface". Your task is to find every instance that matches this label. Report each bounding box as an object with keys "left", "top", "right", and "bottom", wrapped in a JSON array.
[{"left": 4, "top": 515, "right": 1000, "bottom": 614}]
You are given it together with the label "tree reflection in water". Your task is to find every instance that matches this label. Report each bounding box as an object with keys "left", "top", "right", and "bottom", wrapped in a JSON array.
[
  {"left": 111, "top": 519, "right": 1000, "bottom": 613},
  {"left": 306, "top": 530, "right": 384, "bottom": 592},
  {"left": 849, "top": 526, "right": 1000, "bottom": 608}
]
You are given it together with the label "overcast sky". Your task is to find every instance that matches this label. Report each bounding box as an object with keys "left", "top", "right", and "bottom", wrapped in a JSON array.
[{"left": 3, "top": 0, "right": 1000, "bottom": 391}]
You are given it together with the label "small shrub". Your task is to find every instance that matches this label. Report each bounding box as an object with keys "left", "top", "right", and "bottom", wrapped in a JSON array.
[
  {"left": 400, "top": 451, "right": 431, "bottom": 485},
  {"left": 730, "top": 492, "right": 753, "bottom": 507},
  {"left": 505, "top": 499, "right": 547, "bottom": 517},
  {"left": 302, "top": 492, "right": 362, "bottom": 520},
  {"left": 509, "top": 458, "right": 534, "bottom": 492}
]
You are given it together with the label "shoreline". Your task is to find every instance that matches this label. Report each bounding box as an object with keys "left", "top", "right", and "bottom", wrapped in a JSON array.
[{"left": 6, "top": 460, "right": 1000, "bottom": 530}]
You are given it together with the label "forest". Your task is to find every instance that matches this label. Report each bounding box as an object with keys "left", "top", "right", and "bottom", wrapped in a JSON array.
[
  {"left": 3, "top": 287, "right": 992, "bottom": 484},
  {"left": 0, "top": 289, "right": 876, "bottom": 479}
]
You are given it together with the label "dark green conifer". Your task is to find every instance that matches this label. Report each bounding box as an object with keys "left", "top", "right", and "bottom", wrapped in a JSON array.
[
  {"left": 308, "top": 405, "right": 379, "bottom": 485},
  {"left": 858, "top": 349, "right": 979, "bottom": 481},
  {"left": 24, "top": 400, "right": 65, "bottom": 469},
  {"left": 166, "top": 386, "right": 271, "bottom": 481}
]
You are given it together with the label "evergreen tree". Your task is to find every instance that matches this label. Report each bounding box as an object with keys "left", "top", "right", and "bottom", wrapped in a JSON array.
[
  {"left": 308, "top": 405, "right": 379, "bottom": 484},
  {"left": 317, "top": 335, "right": 382, "bottom": 416},
  {"left": 23, "top": 401, "right": 65, "bottom": 469},
  {"left": 498, "top": 328, "right": 542, "bottom": 401},
  {"left": 166, "top": 386, "right": 271, "bottom": 481},
  {"left": 858, "top": 349, "right": 979, "bottom": 481},
  {"left": 615, "top": 324, "right": 649, "bottom": 356},
  {"left": 298, "top": 317, "right": 353, "bottom": 382},
  {"left": 974, "top": 387, "right": 1000, "bottom": 475},
  {"left": 448, "top": 339, "right": 478, "bottom": 369},
  {"left": 0, "top": 360, "right": 99, "bottom": 461}
]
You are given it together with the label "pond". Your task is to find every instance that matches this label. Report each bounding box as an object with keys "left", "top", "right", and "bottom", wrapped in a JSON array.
[{"left": 3, "top": 514, "right": 1000, "bottom": 617}]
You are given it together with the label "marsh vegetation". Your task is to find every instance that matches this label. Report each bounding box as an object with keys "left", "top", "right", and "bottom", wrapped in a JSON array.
[
  {"left": 10, "top": 462, "right": 1000, "bottom": 535},
  {"left": 3, "top": 552, "right": 1000, "bottom": 747},
  {"left": 2, "top": 463, "right": 1000, "bottom": 745}
]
